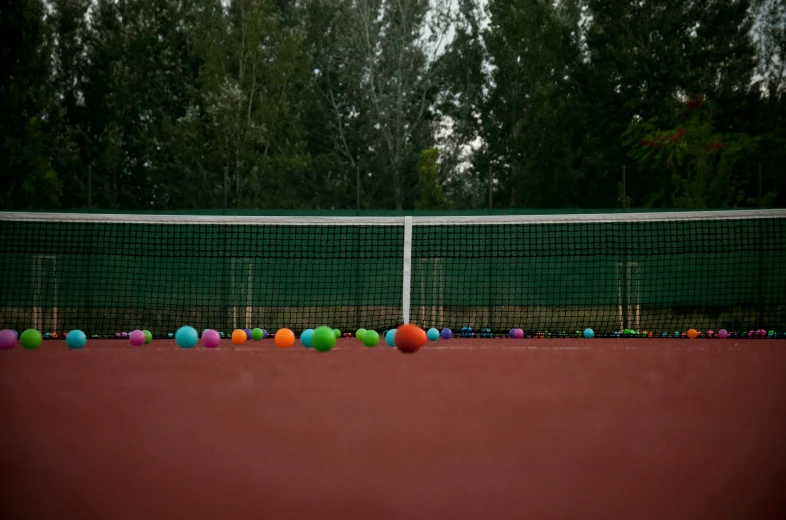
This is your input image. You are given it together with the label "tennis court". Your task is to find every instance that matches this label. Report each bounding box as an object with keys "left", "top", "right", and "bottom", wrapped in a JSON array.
[
  {"left": 2, "top": 209, "right": 786, "bottom": 518},
  {"left": 2, "top": 338, "right": 786, "bottom": 519}
]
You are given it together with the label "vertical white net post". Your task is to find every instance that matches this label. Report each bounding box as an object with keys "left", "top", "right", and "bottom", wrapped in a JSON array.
[{"left": 402, "top": 216, "right": 412, "bottom": 324}]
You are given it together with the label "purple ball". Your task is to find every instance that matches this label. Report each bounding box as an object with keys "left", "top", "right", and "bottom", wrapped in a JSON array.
[
  {"left": 129, "top": 330, "right": 146, "bottom": 346},
  {"left": 244, "top": 328, "right": 252, "bottom": 339},
  {"left": 201, "top": 329, "right": 221, "bottom": 348},
  {"left": 0, "top": 329, "right": 17, "bottom": 350},
  {"left": 440, "top": 328, "right": 452, "bottom": 340},
  {"left": 514, "top": 328, "right": 524, "bottom": 338},
  {"left": 718, "top": 329, "right": 728, "bottom": 339}
]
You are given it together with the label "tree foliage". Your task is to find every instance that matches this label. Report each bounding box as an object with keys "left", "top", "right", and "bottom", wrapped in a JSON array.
[{"left": 0, "top": 0, "right": 784, "bottom": 211}]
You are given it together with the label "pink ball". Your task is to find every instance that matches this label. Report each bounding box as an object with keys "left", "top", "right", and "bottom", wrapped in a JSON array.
[
  {"left": 201, "top": 329, "right": 221, "bottom": 348},
  {"left": 129, "top": 330, "right": 146, "bottom": 346},
  {"left": 0, "top": 329, "right": 17, "bottom": 350},
  {"left": 718, "top": 329, "right": 728, "bottom": 339},
  {"left": 756, "top": 329, "right": 766, "bottom": 338},
  {"left": 513, "top": 328, "right": 524, "bottom": 338},
  {"left": 706, "top": 330, "right": 714, "bottom": 337}
]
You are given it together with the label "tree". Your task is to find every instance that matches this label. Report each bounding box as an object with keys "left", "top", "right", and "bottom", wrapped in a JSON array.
[
  {"left": 311, "top": 0, "right": 455, "bottom": 209},
  {"left": 623, "top": 95, "right": 765, "bottom": 208},
  {"left": 0, "top": 0, "right": 62, "bottom": 209},
  {"left": 415, "top": 148, "right": 448, "bottom": 209}
]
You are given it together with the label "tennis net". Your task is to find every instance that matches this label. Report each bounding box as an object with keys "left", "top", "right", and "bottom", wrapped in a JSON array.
[{"left": 1, "top": 210, "right": 784, "bottom": 337}]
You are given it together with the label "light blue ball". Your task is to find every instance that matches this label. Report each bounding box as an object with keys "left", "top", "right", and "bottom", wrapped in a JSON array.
[
  {"left": 427, "top": 328, "right": 440, "bottom": 341},
  {"left": 583, "top": 328, "right": 594, "bottom": 339},
  {"left": 175, "top": 326, "right": 198, "bottom": 348},
  {"left": 385, "top": 329, "right": 396, "bottom": 347},
  {"left": 301, "top": 328, "right": 314, "bottom": 348},
  {"left": 66, "top": 329, "right": 86, "bottom": 349}
]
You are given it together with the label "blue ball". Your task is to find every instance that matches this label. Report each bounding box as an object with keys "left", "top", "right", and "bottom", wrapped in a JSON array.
[
  {"left": 583, "top": 328, "right": 594, "bottom": 339},
  {"left": 243, "top": 328, "right": 252, "bottom": 339},
  {"left": 481, "top": 328, "right": 493, "bottom": 338},
  {"left": 261, "top": 329, "right": 268, "bottom": 339},
  {"left": 427, "top": 328, "right": 440, "bottom": 341},
  {"left": 385, "top": 329, "right": 396, "bottom": 347},
  {"left": 219, "top": 331, "right": 225, "bottom": 338},
  {"left": 301, "top": 328, "right": 315, "bottom": 348},
  {"left": 441, "top": 328, "right": 452, "bottom": 340},
  {"left": 460, "top": 326, "right": 473, "bottom": 338},
  {"left": 175, "top": 326, "right": 198, "bottom": 348},
  {"left": 66, "top": 329, "right": 86, "bottom": 349}
]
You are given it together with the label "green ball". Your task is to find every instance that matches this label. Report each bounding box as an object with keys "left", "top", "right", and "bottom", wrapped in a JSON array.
[
  {"left": 143, "top": 330, "right": 152, "bottom": 344},
  {"left": 362, "top": 330, "right": 379, "bottom": 347},
  {"left": 356, "top": 328, "right": 367, "bottom": 341},
  {"left": 251, "top": 328, "right": 264, "bottom": 340},
  {"left": 333, "top": 328, "right": 341, "bottom": 338},
  {"left": 312, "top": 326, "right": 336, "bottom": 352},
  {"left": 20, "top": 329, "right": 43, "bottom": 350}
]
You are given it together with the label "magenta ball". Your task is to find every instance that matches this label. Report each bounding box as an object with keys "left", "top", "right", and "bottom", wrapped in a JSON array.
[
  {"left": 718, "top": 329, "right": 728, "bottom": 339},
  {"left": 0, "top": 329, "right": 17, "bottom": 350},
  {"left": 514, "top": 328, "right": 524, "bottom": 338},
  {"left": 706, "top": 329, "right": 714, "bottom": 337},
  {"left": 129, "top": 330, "right": 146, "bottom": 346},
  {"left": 756, "top": 329, "right": 766, "bottom": 338},
  {"left": 202, "top": 329, "right": 221, "bottom": 348}
]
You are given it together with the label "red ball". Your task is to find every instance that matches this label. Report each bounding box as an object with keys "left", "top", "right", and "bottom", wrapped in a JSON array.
[{"left": 395, "top": 324, "right": 426, "bottom": 353}]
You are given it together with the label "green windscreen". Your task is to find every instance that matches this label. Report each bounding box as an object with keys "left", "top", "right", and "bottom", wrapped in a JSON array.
[
  {"left": 410, "top": 215, "right": 786, "bottom": 335},
  {"left": 0, "top": 218, "right": 403, "bottom": 336},
  {"left": 1, "top": 211, "right": 784, "bottom": 337}
]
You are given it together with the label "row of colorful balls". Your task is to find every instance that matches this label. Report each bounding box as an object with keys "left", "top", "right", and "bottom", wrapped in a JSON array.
[
  {"left": 0, "top": 324, "right": 434, "bottom": 353},
  {"left": 505, "top": 328, "right": 784, "bottom": 339}
]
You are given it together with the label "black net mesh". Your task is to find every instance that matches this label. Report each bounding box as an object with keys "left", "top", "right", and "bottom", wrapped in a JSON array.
[{"left": 1, "top": 211, "right": 785, "bottom": 338}]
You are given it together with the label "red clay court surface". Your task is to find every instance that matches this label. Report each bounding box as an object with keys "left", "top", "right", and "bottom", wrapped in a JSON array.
[{"left": 2, "top": 338, "right": 786, "bottom": 520}]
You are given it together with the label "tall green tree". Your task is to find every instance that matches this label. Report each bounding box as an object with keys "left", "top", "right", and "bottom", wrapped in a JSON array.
[{"left": 0, "top": 0, "right": 62, "bottom": 209}]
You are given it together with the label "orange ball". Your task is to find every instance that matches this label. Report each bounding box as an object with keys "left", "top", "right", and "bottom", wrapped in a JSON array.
[
  {"left": 231, "top": 329, "right": 247, "bottom": 344},
  {"left": 687, "top": 328, "right": 698, "bottom": 340},
  {"left": 275, "top": 328, "right": 295, "bottom": 348},
  {"left": 395, "top": 324, "right": 426, "bottom": 353}
]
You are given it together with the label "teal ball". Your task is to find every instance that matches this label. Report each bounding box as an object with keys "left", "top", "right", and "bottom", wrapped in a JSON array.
[
  {"left": 66, "top": 329, "right": 87, "bottom": 349},
  {"left": 175, "top": 326, "right": 198, "bottom": 349},
  {"left": 301, "top": 328, "right": 314, "bottom": 348}
]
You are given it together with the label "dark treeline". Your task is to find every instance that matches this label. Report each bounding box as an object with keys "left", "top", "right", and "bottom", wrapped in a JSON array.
[{"left": 1, "top": 0, "right": 784, "bottom": 211}]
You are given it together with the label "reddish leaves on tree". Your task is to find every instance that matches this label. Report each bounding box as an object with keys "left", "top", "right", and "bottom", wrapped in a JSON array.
[{"left": 686, "top": 95, "right": 704, "bottom": 111}]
